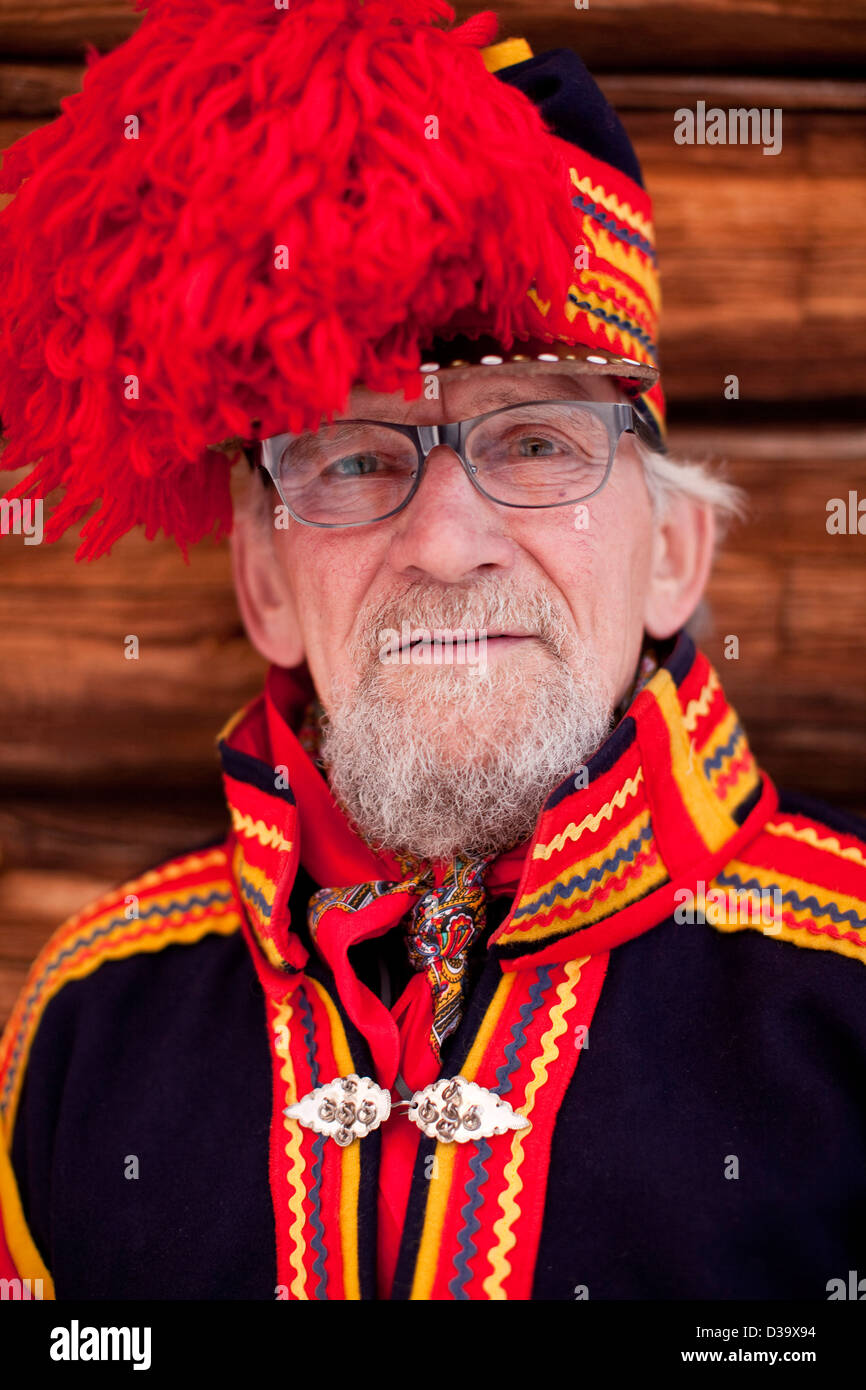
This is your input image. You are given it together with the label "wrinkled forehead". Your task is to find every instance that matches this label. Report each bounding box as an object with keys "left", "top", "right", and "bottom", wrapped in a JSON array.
[{"left": 341, "top": 365, "right": 627, "bottom": 424}]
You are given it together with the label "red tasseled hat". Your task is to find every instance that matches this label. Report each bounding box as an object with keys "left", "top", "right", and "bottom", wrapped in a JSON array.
[{"left": 0, "top": 0, "right": 662, "bottom": 561}]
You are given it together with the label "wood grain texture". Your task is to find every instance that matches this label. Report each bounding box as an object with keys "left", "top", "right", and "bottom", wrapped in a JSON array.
[{"left": 1, "top": 0, "right": 866, "bottom": 68}]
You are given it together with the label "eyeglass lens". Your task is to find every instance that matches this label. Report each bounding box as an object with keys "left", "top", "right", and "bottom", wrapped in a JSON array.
[{"left": 273, "top": 402, "right": 613, "bottom": 524}]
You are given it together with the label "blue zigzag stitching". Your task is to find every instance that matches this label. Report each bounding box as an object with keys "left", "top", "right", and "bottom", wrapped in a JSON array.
[
  {"left": 511, "top": 824, "right": 655, "bottom": 921},
  {"left": 715, "top": 872, "right": 866, "bottom": 933},
  {"left": 0, "top": 889, "right": 236, "bottom": 1114},
  {"left": 567, "top": 293, "right": 657, "bottom": 354},
  {"left": 448, "top": 1138, "right": 492, "bottom": 1300},
  {"left": 448, "top": 966, "right": 552, "bottom": 1299},
  {"left": 572, "top": 193, "right": 657, "bottom": 262},
  {"left": 702, "top": 724, "right": 744, "bottom": 778},
  {"left": 296, "top": 985, "right": 328, "bottom": 1299},
  {"left": 238, "top": 872, "right": 272, "bottom": 921}
]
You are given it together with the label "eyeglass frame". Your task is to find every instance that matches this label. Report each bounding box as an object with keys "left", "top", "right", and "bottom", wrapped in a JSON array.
[{"left": 254, "top": 398, "right": 661, "bottom": 529}]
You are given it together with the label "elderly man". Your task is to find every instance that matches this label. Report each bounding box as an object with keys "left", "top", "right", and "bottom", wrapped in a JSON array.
[{"left": 1, "top": 0, "right": 865, "bottom": 1303}]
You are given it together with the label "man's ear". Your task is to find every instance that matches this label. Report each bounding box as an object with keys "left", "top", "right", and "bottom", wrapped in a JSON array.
[
  {"left": 643, "top": 492, "right": 715, "bottom": 640},
  {"left": 229, "top": 496, "right": 306, "bottom": 668}
]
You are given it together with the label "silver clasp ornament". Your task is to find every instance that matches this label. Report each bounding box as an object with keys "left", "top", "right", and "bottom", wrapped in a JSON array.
[
  {"left": 406, "top": 1076, "right": 529, "bottom": 1143},
  {"left": 284, "top": 1073, "right": 391, "bottom": 1147},
  {"left": 285, "top": 1073, "right": 527, "bottom": 1146}
]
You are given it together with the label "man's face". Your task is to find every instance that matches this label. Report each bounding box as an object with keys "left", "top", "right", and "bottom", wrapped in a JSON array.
[
  {"left": 272, "top": 367, "right": 654, "bottom": 717},
  {"left": 233, "top": 362, "right": 713, "bottom": 860}
]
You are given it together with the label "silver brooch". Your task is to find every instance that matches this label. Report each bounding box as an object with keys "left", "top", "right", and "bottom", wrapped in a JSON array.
[
  {"left": 284, "top": 1073, "right": 391, "bottom": 1147},
  {"left": 285, "top": 1073, "right": 527, "bottom": 1146},
  {"left": 406, "top": 1076, "right": 529, "bottom": 1143}
]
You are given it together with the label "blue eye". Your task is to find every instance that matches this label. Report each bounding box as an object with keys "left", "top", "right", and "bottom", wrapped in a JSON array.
[{"left": 325, "top": 453, "right": 383, "bottom": 477}]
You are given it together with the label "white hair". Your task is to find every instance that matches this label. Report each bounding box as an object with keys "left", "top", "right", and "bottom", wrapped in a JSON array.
[{"left": 636, "top": 437, "right": 748, "bottom": 547}]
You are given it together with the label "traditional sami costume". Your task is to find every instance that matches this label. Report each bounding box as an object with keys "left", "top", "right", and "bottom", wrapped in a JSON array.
[
  {"left": 1, "top": 0, "right": 865, "bottom": 1301},
  {"left": 2, "top": 634, "right": 866, "bottom": 1299}
]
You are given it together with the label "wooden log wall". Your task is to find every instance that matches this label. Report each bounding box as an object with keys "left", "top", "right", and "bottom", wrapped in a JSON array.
[{"left": 1, "top": 1, "right": 864, "bottom": 1025}]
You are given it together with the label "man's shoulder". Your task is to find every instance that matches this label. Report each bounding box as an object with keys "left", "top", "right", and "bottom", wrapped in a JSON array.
[
  {"left": 706, "top": 787, "right": 866, "bottom": 969},
  {"left": 31, "top": 835, "right": 243, "bottom": 981},
  {"left": 0, "top": 837, "right": 245, "bottom": 1118}
]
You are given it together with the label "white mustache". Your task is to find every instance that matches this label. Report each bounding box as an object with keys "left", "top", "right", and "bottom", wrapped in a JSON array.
[{"left": 350, "top": 580, "right": 570, "bottom": 663}]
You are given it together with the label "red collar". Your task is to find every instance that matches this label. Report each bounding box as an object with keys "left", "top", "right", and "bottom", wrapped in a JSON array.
[{"left": 217, "top": 631, "right": 778, "bottom": 982}]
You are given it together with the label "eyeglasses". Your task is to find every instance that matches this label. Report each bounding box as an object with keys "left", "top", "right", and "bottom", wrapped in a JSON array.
[{"left": 255, "top": 399, "right": 657, "bottom": 528}]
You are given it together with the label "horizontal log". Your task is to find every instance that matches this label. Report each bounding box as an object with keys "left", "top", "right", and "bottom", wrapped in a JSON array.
[
  {"left": 1, "top": 0, "right": 866, "bottom": 69},
  {"left": 0, "top": 797, "right": 227, "bottom": 876},
  {"left": 4, "top": 63, "right": 866, "bottom": 120},
  {"left": 0, "top": 1, "right": 138, "bottom": 58},
  {"left": 0, "top": 62, "right": 83, "bottom": 116},
  {"left": 600, "top": 76, "right": 866, "bottom": 111},
  {"left": 468, "top": 1, "right": 866, "bottom": 73}
]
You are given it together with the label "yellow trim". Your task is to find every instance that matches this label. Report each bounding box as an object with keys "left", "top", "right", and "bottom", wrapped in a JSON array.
[
  {"left": 703, "top": 705, "right": 739, "bottom": 772},
  {"left": 230, "top": 808, "right": 293, "bottom": 854},
  {"left": 23, "top": 850, "right": 230, "bottom": 947},
  {"left": 526, "top": 285, "right": 551, "bottom": 319},
  {"left": 214, "top": 701, "right": 253, "bottom": 745},
  {"left": 715, "top": 860, "right": 866, "bottom": 932},
  {"left": 1, "top": 903, "right": 241, "bottom": 1139},
  {"left": 707, "top": 903, "right": 866, "bottom": 966},
  {"left": 533, "top": 769, "right": 644, "bottom": 861},
  {"left": 650, "top": 669, "right": 735, "bottom": 854},
  {"left": 703, "top": 708, "right": 758, "bottom": 812},
  {"left": 0, "top": 1133, "right": 54, "bottom": 1298},
  {"left": 570, "top": 169, "right": 655, "bottom": 243},
  {"left": 564, "top": 288, "right": 655, "bottom": 364},
  {"left": 231, "top": 843, "right": 286, "bottom": 968},
  {"left": 578, "top": 221, "right": 661, "bottom": 313},
  {"left": 233, "top": 846, "right": 277, "bottom": 908},
  {"left": 528, "top": 811, "right": 652, "bottom": 898},
  {"left": 683, "top": 669, "right": 720, "bottom": 733},
  {"left": 572, "top": 267, "right": 655, "bottom": 337},
  {"left": 409, "top": 972, "right": 518, "bottom": 1300},
  {"left": 514, "top": 851, "right": 667, "bottom": 941},
  {"left": 481, "top": 38, "right": 533, "bottom": 73},
  {"left": 308, "top": 979, "right": 361, "bottom": 1301},
  {"left": 483, "top": 958, "right": 587, "bottom": 1298},
  {"left": 765, "top": 821, "right": 866, "bottom": 871},
  {"left": 272, "top": 997, "right": 310, "bottom": 1300},
  {"left": 707, "top": 859, "right": 866, "bottom": 964}
]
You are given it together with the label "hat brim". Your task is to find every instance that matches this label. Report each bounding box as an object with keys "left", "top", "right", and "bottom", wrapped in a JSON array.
[
  {"left": 211, "top": 332, "right": 661, "bottom": 456},
  {"left": 416, "top": 333, "right": 659, "bottom": 389}
]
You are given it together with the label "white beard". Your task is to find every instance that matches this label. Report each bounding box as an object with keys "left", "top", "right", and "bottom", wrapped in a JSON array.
[{"left": 318, "top": 576, "right": 616, "bottom": 862}]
